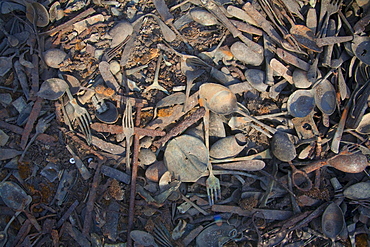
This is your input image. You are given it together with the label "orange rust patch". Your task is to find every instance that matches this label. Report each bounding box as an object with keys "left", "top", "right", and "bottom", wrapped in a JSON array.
[
  {"left": 133, "top": 48, "right": 160, "bottom": 65},
  {"left": 157, "top": 107, "right": 175, "bottom": 117}
]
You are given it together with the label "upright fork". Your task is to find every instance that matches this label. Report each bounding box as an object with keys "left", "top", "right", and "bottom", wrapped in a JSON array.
[
  {"left": 318, "top": 0, "right": 342, "bottom": 37},
  {"left": 122, "top": 100, "right": 134, "bottom": 173},
  {"left": 203, "top": 107, "right": 221, "bottom": 205},
  {"left": 65, "top": 88, "right": 92, "bottom": 144},
  {"left": 206, "top": 161, "right": 221, "bottom": 205}
]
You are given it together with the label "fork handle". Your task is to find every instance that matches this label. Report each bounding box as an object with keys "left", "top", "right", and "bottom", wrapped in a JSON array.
[{"left": 65, "top": 87, "right": 74, "bottom": 101}]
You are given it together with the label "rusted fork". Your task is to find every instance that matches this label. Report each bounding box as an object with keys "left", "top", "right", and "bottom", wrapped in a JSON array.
[
  {"left": 203, "top": 105, "right": 221, "bottom": 206},
  {"left": 318, "top": 0, "right": 342, "bottom": 37},
  {"left": 103, "top": 35, "right": 131, "bottom": 62},
  {"left": 65, "top": 88, "right": 92, "bottom": 144},
  {"left": 19, "top": 113, "right": 55, "bottom": 162},
  {"left": 122, "top": 100, "right": 134, "bottom": 173}
]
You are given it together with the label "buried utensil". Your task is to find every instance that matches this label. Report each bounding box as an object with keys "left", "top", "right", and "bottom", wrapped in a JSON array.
[
  {"left": 287, "top": 78, "right": 336, "bottom": 126},
  {"left": 322, "top": 202, "right": 345, "bottom": 242},
  {"left": 0, "top": 181, "right": 32, "bottom": 247},
  {"left": 0, "top": 211, "right": 18, "bottom": 247},
  {"left": 209, "top": 133, "right": 247, "bottom": 160},
  {"left": 164, "top": 135, "right": 208, "bottom": 182},
  {"left": 0, "top": 54, "right": 16, "bottom": 77},
  {"left": 301, "top": 153, "right": 369, "bottom": 174},
  {"left": 271, "top": 131, "right": 313, "bottom": 191},
  {"left": 183, "top": 69, "right": 205, "bottom": 112},
  {"left": 355, "top": 112, "right": 370, "bottom": 134},
  {"left": 292, "top": 69, "right": 312, "bottom": 89},
  {"left": 130, "top": 230, "right": 158, "bottom": 247},
  {"left": 196, "top": 221, "right": 236, "bottom": 247}
]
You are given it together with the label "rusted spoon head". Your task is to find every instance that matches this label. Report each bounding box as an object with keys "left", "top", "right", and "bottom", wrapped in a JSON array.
[
  {"left": 95, "top": 101, "right": 118, "bottom": 124},
  {"left": 245, "top": 69, "right": 268, "bottom": 92},
  {"left": 292, "top": 69, "right": 312, "bottom": 89},
  {"left": 130, "top": 230, "right": 158, "bottom": 247},
  {"left": 199, "top": 83, "right": 237, "bottom": 115},
  {"left": 290, "top": 24, "right": 322, "bottom": 53},
  {"left": 287, "top": 90, "right": 315, "bottom": 118},
  {"left": 343, "top": 181, "right": 370, "bottom": 200},
  {"left": 313, "top": 79, "right": 336, "bottom": 116},
  {"left": 271, "top": 131, "right": 296, "bottom": 162},
  {"left": 322, "top": 202, "right": 345, "bottom": 241},
  {"left": 356, "top": 113, "right": 370, "bottom": 134},
  {"left": 0, "top": 54, "right": 15, "bottom": 76},
  {"left": 43, "top": 49, "right": 68, "bottom": 69},
  {"left": 164, "top": 135, "right": 208, "bottom": 182},
  {"left": 109, "top": 21, "right": 133, "bottom": 48},
  {"left": 0, "top": 181, "right": 32, "bottom": 211},
  {"left": 327, "top": 153, "right": 368, "bottom": 173},
  {"left": 352, "top": 35, "right": 370, "bottom": 65},
  {"left": 190, "top": 8, "right": 220, "bottom": 26},
  {"left": 37, "top": 78, "right": 69, "bottom": 100},
  {"left": 26, "top": 2, "right": 49, "bottom": 27}
]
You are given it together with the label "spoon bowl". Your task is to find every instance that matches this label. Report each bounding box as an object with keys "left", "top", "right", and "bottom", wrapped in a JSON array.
[
  {"left": 37, "top": 78, "right": 69, "bottom": 100},
  {"left": 0, "top": 54, "right": 15, "bottom": 76},
  {"left": 109, "top": 21, "right": 133, "bottom": 48},
  {"left": 356, "top": 112, "right": 370, "bottom": 134},
  {"left": 199, "top": 83, "right": 276, "bottom": 135},
  {"left": 190, "top": 8, "right": 220, "bottom": 26},
  {"left": 199, "top": 83, "right": 236, "bottom": 115},
  {"left": 26, "top": 2, "right": 49, "bottom": 27},
  {"left": 270, "top": 131, "right": 296, "bottom": 162},
  {"left": 0, "top": 181, "right": 32, "bottom": 247},
  {"left": 245, "top": 69, "right": 267, "bottom": 92},
  {"left": 313, "top": 79, "right": 336, "bottom": 126},
  {"left": 292, "top": 69, "right": 312, "bottom": 88},
  {"left": 43, "top": 49, "right": 68, "bottom": 69},
  {"left": 287, "top": 89, "right": 315, "bottom": 118},
  {"left": 322, "top": 202, "right": 345, "bottom": 241},
  {"left": 352, "top": 35, "right": 370, "bottom": 65},
  {"left": 210, "top": 133, "right": 247, "bottom": 160}
]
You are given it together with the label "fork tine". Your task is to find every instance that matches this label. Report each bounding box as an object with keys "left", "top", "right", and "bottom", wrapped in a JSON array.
[
  {"left": 82, "top": 114, "right": 92, "bottom": 142},
  {"left": 76, "top": 117, "right": 89, "bottom": 140},
  {"left": 122, "top": 100, "right": 134, "bottom": 172},
  {"left": 77, "top": 115, "right": 91, "bottom": 144},
  {"left": 207, "top": 187, "right": 213, "bottom": 206},
  {"left": 43, "top": 113, "right": 56, "bottom": 123},
  {"left": 104, "top": 35, "right": 131, "bottom": 62},
  {"left": 82, "top": 116, "right": 92, "bottom": 143},
  {"left": 216, "top": 183, "right": 221, "bottom": 201}
]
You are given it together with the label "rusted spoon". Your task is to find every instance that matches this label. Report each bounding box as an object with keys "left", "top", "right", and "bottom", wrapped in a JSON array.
[
  {"left": 302, "top": 153, "right": 368, "bottom": 174},
  {"left": 313, "top": 79, "right": 336, "bottom": 127},
  {"left": 199, "top": 83, "right": 276, "bottom": 136}
]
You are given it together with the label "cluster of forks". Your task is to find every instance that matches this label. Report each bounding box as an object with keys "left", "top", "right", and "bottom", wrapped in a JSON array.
[
  {"left": 61, "top": 84, "right": 135, "bottom": 174},
  {"left": 63, "top": 88, "right": 92, "bottom": 144}
]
